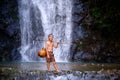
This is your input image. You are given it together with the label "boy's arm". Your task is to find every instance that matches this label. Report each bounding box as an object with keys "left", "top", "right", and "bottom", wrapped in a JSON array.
[
  {"left": 53, "top": 42, "right": 59, "bottom": 48},
  {"left": 46, "top": 41, "right": 50, "bottom": 58}
]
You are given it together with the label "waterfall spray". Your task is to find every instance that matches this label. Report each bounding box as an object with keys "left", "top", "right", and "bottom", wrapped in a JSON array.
[{"left": 19, "top": 0, "right": 73, "bottom": 62}]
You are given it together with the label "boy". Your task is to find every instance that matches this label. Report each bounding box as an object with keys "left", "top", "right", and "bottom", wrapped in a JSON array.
[{"left": 45, "top": 34, "right": 59, "bottom": 72}]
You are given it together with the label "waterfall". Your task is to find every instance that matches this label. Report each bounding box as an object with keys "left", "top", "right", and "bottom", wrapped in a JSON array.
[{"left": 19, "top": 0, "right": 73, "bottom": 62}]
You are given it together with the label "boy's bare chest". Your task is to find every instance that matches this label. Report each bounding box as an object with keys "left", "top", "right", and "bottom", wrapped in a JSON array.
[{"left": 48, "top": 43, "right": 53, "bottom": 47}]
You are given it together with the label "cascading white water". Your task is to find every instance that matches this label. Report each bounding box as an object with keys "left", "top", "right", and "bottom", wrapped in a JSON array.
[{"left": 19, "top": 0, "right": 73, "bottom": 62}]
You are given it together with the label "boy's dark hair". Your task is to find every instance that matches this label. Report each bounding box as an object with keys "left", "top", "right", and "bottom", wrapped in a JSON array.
[{"left": 48, "top": 34, "right": 53, "bottom": 37}]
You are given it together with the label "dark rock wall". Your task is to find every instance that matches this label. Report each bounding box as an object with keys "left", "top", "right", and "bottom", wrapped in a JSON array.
[
  {"left": 0, "top": 0, "right": 21, "bottom": 61},
  {"left": 72, "top": 0, "right": 120, "bottom": 63}
]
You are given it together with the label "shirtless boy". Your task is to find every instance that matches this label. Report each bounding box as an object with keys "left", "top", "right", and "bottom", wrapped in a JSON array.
[{"left": 45, "top": 34, "right": 59, "bottom": 72}]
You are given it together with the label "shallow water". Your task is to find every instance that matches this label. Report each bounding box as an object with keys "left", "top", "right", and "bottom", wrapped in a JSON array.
[{"left": 0, "top": 62, "right": 120, "bottom": 71}]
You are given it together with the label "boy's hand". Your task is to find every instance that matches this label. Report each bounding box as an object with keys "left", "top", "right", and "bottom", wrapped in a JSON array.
[
  {"left": 57, "top": 42, "right": 60, "bottom": 44},
  {"left": 47, "top": 55, "right": 50, "bottom": 58}
]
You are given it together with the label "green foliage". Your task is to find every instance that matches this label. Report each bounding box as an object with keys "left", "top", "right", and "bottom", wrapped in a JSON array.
[{"left": 91, "top": 7, "right": 101, "bottom": 20}]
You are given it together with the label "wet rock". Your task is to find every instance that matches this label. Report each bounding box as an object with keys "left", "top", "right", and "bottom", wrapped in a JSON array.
[
  {"left": 74, "top": 51, "right": 94, "bottom": 62},
  {"left": 11, "top": 49, "right": 21, "bottom": 61},
  {"left": 6, "top": 23, "right": 19, "bottom": 37}
]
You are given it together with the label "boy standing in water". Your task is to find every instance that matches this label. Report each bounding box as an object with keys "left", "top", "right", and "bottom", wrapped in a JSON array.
[{"left": 45, "top": 34, "right": 59, "bottom": 72}]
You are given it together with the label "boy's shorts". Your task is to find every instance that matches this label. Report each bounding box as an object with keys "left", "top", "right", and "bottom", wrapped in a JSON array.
[{"left": 46, "top": 51, "right": 55, "bottom": 63}]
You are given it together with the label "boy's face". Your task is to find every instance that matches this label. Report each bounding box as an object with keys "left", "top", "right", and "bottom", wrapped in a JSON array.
[{"left": 48, "top": 35, "right": 53, "bottom": 41}]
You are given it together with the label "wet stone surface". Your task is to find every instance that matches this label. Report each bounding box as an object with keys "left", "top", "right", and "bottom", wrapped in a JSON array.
[
  {"left": 0, "top": 68, "right": 120, "bottom": 80},
  {"left": 0, "top": 62, "right": 120, "bottom": 80}
]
